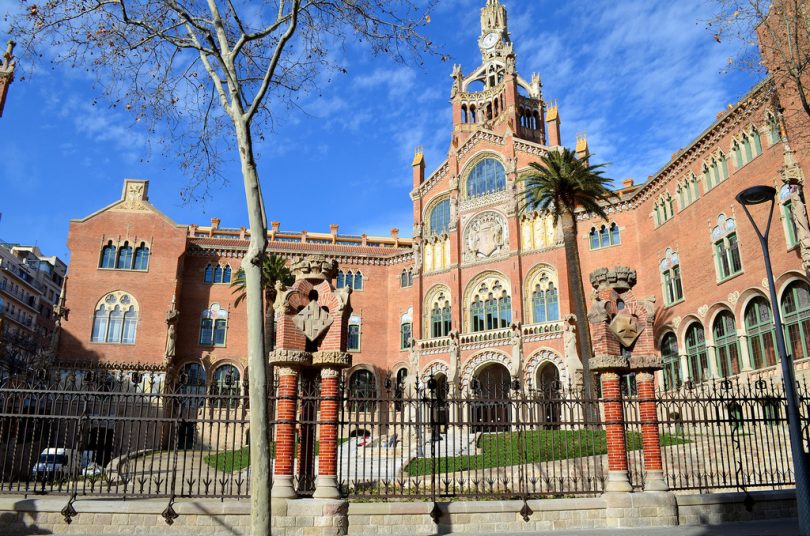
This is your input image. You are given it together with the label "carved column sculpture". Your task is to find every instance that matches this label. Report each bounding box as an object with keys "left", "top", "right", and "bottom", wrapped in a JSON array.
[
  {"left": 588, "top": 266, "right": 663, "bottom": 493},
  {"left": 270, "top": 255, "right": 352, "bottom": 499}
]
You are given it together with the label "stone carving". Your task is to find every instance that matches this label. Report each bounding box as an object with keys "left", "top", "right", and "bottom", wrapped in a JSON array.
[
  {"left": 762, "top": 278, "right": 769, "bottom": 290},
  {"left": 164, "top": 295, "right": 180, "bottom": 359},
  {"left": 524, "top": 349, "right": 569, "bottom": 387},
  {"left": 788, "top": 184, "right": 810, "bottom": 273},
  {"left": 117, "top": 180, "right": 150, "bottom": 211},
  {"left": 590, "top": 354, "right": 630, "bottom": 371},
  {"left": 728, "top": 291, "right": 740, "bottom": 306},
  {"left": 672, "top": 316, "right": 682, "bottom": 329},
  {"left": 413, "top": 240, "right": 422, "bottom": 271},
  {"left": 451, "top": 64, "right": 463, "bottom": 98},
  {"left": 448, "top": 330, "right": 461, "bottom": 385},
  {"left": 268, "top": 349, "right": 312, "bottom": 366},
  {"left": 464, "top": 211, "right": 508, "bottom": 262},
  {"left": 609, "top": 313, "right": 643, "bottom": 348},
  {"left": 509, "top": 322, "right": 523, "bottom": 379},
  {"left": 408, "top": 340, "right": 420, "bottom": 377},
  {"left": 312, "top": 350, "right": 351, "bottom": 368},
  {"left": 450, "top": 195, "right": 458, "bottom": 226},
  {"left": 413, "top": 221, "right": 422, "bottom": 238},
  {"left": 697, "top": 304, "right": 709, "bottom": 319},
  {"left": 290, "top": 255, "right": 338, "bottom": 281},
  {"left": 563, "top": 314, "right": 582, "bottom": 372},
  {"left": 460, "top": 350, "right": 511, "bottom": 389},
  {"left": 49, "top": 279, "right": 70, "bottom": 354},
  {"left": 588, "top": 296, "right": 609, "bottom": 323},
  {"left": 294, "top": 299, "right": 333, "bottom": 342}
]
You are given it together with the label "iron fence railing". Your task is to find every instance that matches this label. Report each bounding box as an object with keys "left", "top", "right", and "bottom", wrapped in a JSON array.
[{"left": 1, "top": 367, "right": 808, "bottom": 508}]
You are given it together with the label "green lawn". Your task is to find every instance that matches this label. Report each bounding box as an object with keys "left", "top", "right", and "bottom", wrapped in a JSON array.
[
  {"left": 205, "top": 441, "right": 331, "bottom": 471},
  {"left": 404, "top": 429, "right": 689, "bottom": 477}
]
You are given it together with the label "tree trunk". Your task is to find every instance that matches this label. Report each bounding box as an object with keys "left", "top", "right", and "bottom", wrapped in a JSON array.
[
  {"left": 560, "top": 212, "right": 596, "bottom": 421},
  {"left": 264, "top": 290, "right": 276, "bottom": 353},
  {"left": 233, "top": 118, "right": 272, "bottom": 536}
]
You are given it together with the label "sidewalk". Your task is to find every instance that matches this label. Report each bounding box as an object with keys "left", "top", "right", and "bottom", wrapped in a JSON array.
[{"left": 455, "top": 517, "right": 800, "bottom": 536}]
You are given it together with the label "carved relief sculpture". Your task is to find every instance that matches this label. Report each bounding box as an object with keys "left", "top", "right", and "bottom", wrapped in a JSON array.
[
  {"left": 788, "top": 185, "right": 810, "bottom": 273},
  {"left": 463, "top": 211, "right": 508, "bottom": 262}
]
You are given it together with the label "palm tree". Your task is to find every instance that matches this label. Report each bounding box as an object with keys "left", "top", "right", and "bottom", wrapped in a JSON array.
[
  {"left": 231, "top": 253, "right": 294, "bottom": 353},
  {"left": 520, "top": 147, "right": 615, "bottom": 406}
]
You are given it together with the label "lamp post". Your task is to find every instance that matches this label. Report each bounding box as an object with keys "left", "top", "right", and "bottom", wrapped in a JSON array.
[{"left": 736, "top": 185, "right": 810, "bottom": 534}]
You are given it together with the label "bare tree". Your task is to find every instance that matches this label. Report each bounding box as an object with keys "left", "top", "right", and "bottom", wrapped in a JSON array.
[
  {"left": 7, "top": 1, "right": 436, "bottom": 533},
  {"left": 708, "top": 0, "right": 810, "bottom": 119}
]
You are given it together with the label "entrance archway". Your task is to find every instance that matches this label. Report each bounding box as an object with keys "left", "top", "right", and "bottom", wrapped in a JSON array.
[
  {"left": 536, "top": 362, "right": 561, "bottom": 428},
  {"left": 470, "top": 363, "right": 511, "bottom": 433}
]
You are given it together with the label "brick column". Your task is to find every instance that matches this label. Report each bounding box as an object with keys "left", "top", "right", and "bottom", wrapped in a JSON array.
[
  {"left": 637, "top": 371, "right": 668, "bottom": 491},
  {"left": 314, "top": 367, "right": 341, "bottom": 498},
  {"left": 272, "top": 365, "right": 300, "bottom": 498},
  {"left": 601, "top": 371, "right": 632, "bottom": 492}
]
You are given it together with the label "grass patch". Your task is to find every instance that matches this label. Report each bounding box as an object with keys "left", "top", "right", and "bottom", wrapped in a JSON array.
[
  {"left": 205, "top": 441, "right": 326, "bottom": 471},
  {"left": 404, "top": 429, "right": 689, "bottom": 476}
]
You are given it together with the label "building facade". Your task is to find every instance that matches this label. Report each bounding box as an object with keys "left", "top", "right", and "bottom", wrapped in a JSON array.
[
  {"left": 55, "top": 0, "right": 810, "bottom": 397},
  {"left": 0, "top": 240, "right": 67, "bottom": 374}
]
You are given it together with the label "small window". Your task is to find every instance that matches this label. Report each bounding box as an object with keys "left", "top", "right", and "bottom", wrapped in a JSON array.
[
  {"left": 660, "top": 249, "right": 684, "bottom": 305},
  {"left": 116, "top": 242, "right": 133, "bottom": 269},
  {"left": 400, "top": 322, "right": 412, "bottom": 350},
  {"left": 354, "top": 271, "right": 364, "bottom": 290},
  {"left": 590, "top": 223, "right": 621, "bottom": 249},
  {"left": 712, "top": 215, "right": 742, "bottom": 281},
  {"left": 100, "top": 241, "right": 116, "bottom": 269},
  {"left": 204, "top": 264, "right": 214, "bottom": 284},
  {"left": 347, "top": 323, "right": 361, "bottom": 351},
  {"left": 200, "top": 304, "right": 228, "bottom": 347},
  {"left": 133, "top": 242, "right": 150, "bottom": 270}
]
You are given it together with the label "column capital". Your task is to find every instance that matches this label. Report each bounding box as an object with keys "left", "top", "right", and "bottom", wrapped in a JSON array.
[{"left": 320, "top": 367, "right": 341, "bottom": 379}]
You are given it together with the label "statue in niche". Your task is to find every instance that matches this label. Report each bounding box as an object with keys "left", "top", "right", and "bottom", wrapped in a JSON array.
[
  {"left": 509, "top": 322, "right": 523, "bottom": 379},
  {"left": 448, "top": 330, "right": 461, "bottom": 387},
  {"left": 789, "top": 186, "right": 810, "bottom": 272},
  {"left": 408, "top": 339, "right": 420, "bottom": 378},
  {"left": 563, "top": 314, "right": 582, "bottom": 372},
  {"left": 164, "top": 295, "right": 180, "bottom": 359}
]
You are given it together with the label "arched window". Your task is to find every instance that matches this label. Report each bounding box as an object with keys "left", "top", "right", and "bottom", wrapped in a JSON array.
[
  {"left": 337, "top": 270, "right": 345, "bottom": 288},
  {"left": 200, "top": 303, "right": 228, "bottom": 347},
  {"left": 590, "top": 223, "right": 621, "bottom": 249},
  {"left": 347, "top": 316, "right": 361, "bottom": 351},
  {"left": 589, "top": 227, "right": 600, "bottom": 249},
  {"left": 204, "top": 264, "right": 214, "bottom": 284},
  {"left": 712, "top": 214, "right": 742, "bottom": 281},
  {"left": 100, "top": 241, "right": 117, "bottom": 269},
  {"left": 713, "top": 311, "right": 741, "bottom": 377},
  {"left": 425, "top": 287, "right": 451, "bottom": 338},
  {"left": 342, "top": 270, "right": 355, "bottom": 289},
  {"left": 133, "top": 242, "right": 150, "bottom": 270},
  {"left": 116, "top": 241, "right": 133, "bottom": 269},
  {"left": 661, "top": 333, "right": 680, "bottom": 390},
  {"left": 745, "top": 297, "right": 776, "bottom": 369},
  {"left": 767, "top": 112, "right": 781, "bottom": 144},
  {"left": 223, "top": 265, "right": 232, "bottom": 284},
  {"left": 401, "top": 270, "right": 409, "bottom": 288},
  {"left": 782, "top": 280, "right": 810, "bottom": 360},
  {"left": 400, "top": 322, "right": 412, "bottom": 350},
  {"left": 733, "top": 140, "right": 743, "bottom": 169},
  {"left": 394, "top": 367, "right": 408, "bottom": 410},
  {"left": 90, "top": 292, "right": 138, "bottom": 344},
  {"left": 469, "top": 277, "right": 511, "bottom": 332},
  {"left": 741, "top": 132, "right": 753, "bottom": 162},
  {"left": 214, "top": 264, "right": 224, "bottom": 284},
  {"left": 354, "top": 271, "right": 364, "bottom": 290},
  {"left": 466, "top": 158, "right": 506, "bottom": 198},
  {"left": 685, "top": 323, "right": 709, "bottom": 383},
  {"left": 429, "top": 199, "right": 451, "bottom": 236},
  {"left": 660, "top": 249, "right": 683, "bottom": 305},
  {"left": 213, "top": 364, "right": 240, "bottom": 406},
  {"left": 529, "top": 267, "right": 560, "bottom": 324},
  {"left": 348, "top": 369, "right": 375, "bottom": 412},
  {"left": 752, "top": 127, "right": 762, "bottom": 156},
  {"left": 780, "top": 183, "right": 801, "bottom": 249},
  {"left": 178, "top": 362, "right": 207, "bottom": 409}
]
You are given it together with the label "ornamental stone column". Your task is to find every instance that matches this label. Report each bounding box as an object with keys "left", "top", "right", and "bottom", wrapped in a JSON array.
[
  {"left": 272, "top": 254, "right": 352, "bottom": 500},
  {"left": 313, "top": 351, "right": 351, "bottom": 499},
  {"left": 268, "top": 350, "right": 311, "bottom": 499},
  {"left": 587, "top": 267, "right": 639, "bottom": 493}
]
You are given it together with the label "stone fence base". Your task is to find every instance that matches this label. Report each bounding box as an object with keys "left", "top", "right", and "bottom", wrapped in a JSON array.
[{"left": 0, "top": 490, "right": 797, "bottom": 535}]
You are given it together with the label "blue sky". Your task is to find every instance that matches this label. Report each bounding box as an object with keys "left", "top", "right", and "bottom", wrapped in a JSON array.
[{"left": 0, "top": 0, "right": 760, "bottom": 262}]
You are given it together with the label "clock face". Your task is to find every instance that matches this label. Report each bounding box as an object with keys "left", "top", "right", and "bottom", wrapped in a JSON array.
[{"left": 482, "top": 32, "right": 499, "bottom": 49}]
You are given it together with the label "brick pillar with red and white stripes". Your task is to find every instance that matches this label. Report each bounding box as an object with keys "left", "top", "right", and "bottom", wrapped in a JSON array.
[
  {"left": 313, "top": 365, "right": 343, "bottom": 498},
  {"left": 637, "top": 371, "right": 668, "bottom": 491},
  {"left": 272, "top": 365, "right": 300, "bottom": 498},
  {"left": 601, "top": 371, "right": 633, "bottom": 492}
]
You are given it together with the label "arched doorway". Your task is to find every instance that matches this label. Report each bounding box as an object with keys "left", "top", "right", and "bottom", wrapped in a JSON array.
[
  {"left": 470, "top": 363, "right": 511, "bottom": 433},
  {"left": 536, "top": 362, "right": 561, "bottom": 428}
]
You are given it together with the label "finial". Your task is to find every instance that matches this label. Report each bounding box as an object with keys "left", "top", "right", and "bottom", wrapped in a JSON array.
[
  {"left": 576, "top": 132, "right": 588, "bottom": 154},
  {"left": 412, "top": 145, "right": 424, "bottom": 166}
]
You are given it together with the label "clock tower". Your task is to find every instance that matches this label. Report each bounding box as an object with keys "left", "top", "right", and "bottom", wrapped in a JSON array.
[
  {"left": 449, "top": 0, "right": 551, "bottom": 146},
  {"left": 478, "top": 0, "right": 512, "bottom": 65}
]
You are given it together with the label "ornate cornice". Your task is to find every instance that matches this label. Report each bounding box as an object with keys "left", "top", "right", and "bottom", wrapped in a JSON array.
[
  {"left": 412, "top": 161, "right": 450, "bottom": 200},
  {"left": 312, "top": 350, "right": 352, "bottom": 368},
  {"left": 268, "top": 349, "right": 312, "bottom": 366}
]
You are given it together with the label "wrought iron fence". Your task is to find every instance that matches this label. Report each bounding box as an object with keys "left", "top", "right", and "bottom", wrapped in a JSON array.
[
  {"left": 337, "top": 378, "right": 605, "bottom": 501},
  {"left": 623, "top": 376, "right": 810, "bottom": 493},
  {"left": 0, "top": 368, "right": 257, "bottom": 503},
  {"left": 2, "top": 366, "right": 808, "bottom": 508}
]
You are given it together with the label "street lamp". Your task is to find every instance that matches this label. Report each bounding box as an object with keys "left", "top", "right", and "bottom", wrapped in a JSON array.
[{"left": 736, "top": 185, "right": 810, "bottom": 534}]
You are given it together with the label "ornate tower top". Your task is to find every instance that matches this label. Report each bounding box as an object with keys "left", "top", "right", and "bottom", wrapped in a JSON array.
[{"left": 479, "top": 0, "right": 512, "bottom": 66}]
